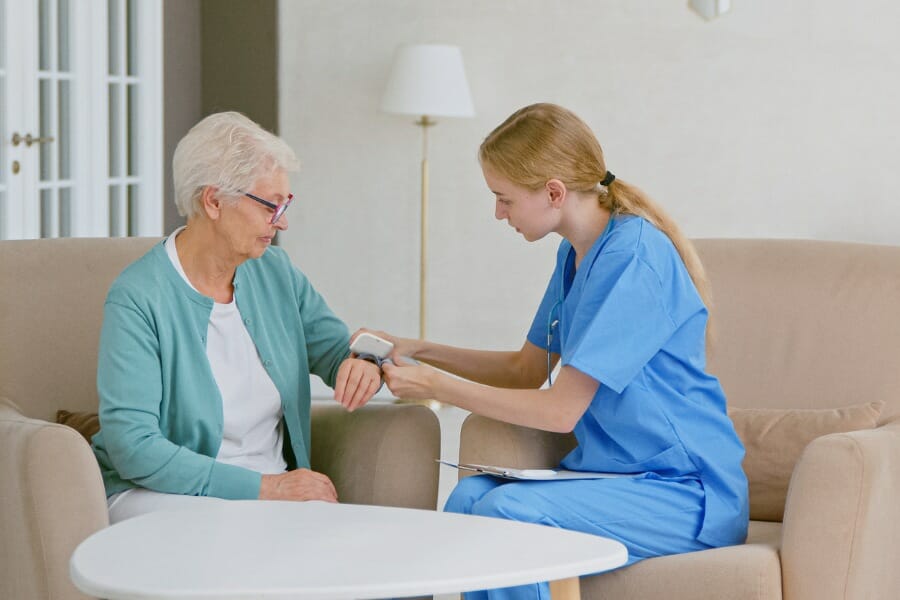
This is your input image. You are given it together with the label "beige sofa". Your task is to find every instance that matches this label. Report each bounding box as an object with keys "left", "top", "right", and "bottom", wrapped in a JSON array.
[
  {"left": 460, "top": 239, "right": 900, "bottom": 599},
  {"left": 0, "top": 237, "right": 441, "bottom": 600}
]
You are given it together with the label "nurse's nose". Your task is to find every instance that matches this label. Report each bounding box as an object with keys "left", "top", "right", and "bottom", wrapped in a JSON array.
[{"left": 495, "top": 201, "right": 506, "bottom": 221}]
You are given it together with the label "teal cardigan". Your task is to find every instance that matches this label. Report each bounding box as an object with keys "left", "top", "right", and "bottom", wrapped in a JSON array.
[{"left": 92, "top": 241, "right": 351, "bottom": 499}]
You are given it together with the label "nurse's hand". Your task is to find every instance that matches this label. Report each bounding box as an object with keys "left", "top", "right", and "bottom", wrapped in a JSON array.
[
  {"left": 350, "top": 328, "right": 423, "bottom": 363},
  {"left": 334, "top": 357, "right": 382, "bottom": 412},
  {"left": 259, "top": 469, "right": 338, "bottom": 502},
  {"left": 382, "top": 360, "right": 439, "bottom": 400}
]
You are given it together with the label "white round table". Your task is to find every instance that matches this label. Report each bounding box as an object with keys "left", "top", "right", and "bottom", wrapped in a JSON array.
[{"left": 70, "top": 500, "right": 627, "bottom": 599}]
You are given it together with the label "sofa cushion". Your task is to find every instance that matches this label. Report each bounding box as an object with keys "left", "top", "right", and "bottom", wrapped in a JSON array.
[
  {"left": 0, "top": 238, "right": 161, "bottom": 422},
  {"left": 729, "top": 401, "right": 883, "bottom": 521},
  {"left": 582, "top": 521, "right": 782, "bottom": 600},
  {"left": 56, "top": 410, "right": 100, "bottom": 444}
]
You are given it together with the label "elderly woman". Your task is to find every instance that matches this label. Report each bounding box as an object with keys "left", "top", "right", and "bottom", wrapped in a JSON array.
[{"left": 92, "top": 112, "right": 381, "bottom": 523}]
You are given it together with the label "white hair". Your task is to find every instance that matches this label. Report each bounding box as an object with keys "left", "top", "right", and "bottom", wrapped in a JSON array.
[{"left": 172, "top": 112, "right": 300, "bottom": 218}]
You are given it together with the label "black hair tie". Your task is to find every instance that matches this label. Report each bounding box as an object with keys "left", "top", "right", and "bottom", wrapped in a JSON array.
[{"left": 600, "top": 171, "right": 616, "bottom": 186}]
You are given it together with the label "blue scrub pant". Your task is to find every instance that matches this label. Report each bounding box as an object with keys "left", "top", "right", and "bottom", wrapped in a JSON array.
[{"left": 444, "top": 474, "right": 711, "bottom": 600}]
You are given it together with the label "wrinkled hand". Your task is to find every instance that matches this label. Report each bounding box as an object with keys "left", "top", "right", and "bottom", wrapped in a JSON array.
[
  {"left": 382, "top": 361, "right": 439, "bottom": 400},
  {"left": 350, "top": 328, "right": 420, "bottom": 364},
  {"left": 333, "top": 357, "right": 381, "bottom": 411},
  {"left": 259, "top": 469, "right": 338, "bottom": 502}
]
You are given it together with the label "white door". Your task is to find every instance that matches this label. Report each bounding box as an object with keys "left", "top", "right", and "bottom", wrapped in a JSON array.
[{"left": 0, "top": 0, "right": 162, "bottom": 240}]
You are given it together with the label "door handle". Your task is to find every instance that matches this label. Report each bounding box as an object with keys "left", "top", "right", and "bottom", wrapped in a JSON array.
[
  {"left": 25, "top": 133, "right": 55, "bottom": 146},
  {"left": 11, "top": 132, "right": 56, "bottom": 147}
]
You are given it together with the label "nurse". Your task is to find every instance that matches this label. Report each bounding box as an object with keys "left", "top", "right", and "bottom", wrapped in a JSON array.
[{"left": 364, "top": 103, "right": 749, "bottom": 599}]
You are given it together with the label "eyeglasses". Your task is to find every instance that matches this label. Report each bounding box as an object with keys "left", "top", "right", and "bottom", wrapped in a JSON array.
[{"left": 243, "top": 192, "right": 294, "bottom": 225}]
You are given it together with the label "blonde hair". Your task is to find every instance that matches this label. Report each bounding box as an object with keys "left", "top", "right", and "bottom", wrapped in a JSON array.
[
  {"left": 172, "top": 111, "right": 300, "bottom": 218},
  {"left": 479, "top": 103, "right": 714, "bottom": 344}
]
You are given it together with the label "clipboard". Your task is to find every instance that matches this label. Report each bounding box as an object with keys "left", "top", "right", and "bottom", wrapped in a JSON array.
[{"left": 437, "top": 460, "right": 639, "bottom": 481}]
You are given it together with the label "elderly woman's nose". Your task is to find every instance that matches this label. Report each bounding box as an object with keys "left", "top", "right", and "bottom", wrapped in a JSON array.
[{"left": 275, "top": 214, "right": 289, "bottom": 230}]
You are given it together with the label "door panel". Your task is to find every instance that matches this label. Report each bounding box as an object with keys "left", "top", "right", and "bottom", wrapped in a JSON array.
[
  {"left": 0, "top": 0, "right": 7, "bottom": 237},
  {"left": 37, "top": 19, "right": 75, "bottom": 239},
  {"left": 1, "top": 0, "right": 161, "bottom": 240}
]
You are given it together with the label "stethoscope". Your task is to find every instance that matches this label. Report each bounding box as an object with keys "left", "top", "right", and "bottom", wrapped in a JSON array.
[{"left": 545, "top": 215, "right": 616, "bottom": 386}]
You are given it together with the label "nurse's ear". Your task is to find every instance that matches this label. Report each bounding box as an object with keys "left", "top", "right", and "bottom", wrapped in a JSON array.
[{"left": 545, "top": 179, "right": 567, "bottom": 209}]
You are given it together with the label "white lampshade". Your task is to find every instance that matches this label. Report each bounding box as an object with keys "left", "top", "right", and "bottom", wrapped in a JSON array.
[{"left": 380, "top": 44, "right": 475, "bottom": 118}]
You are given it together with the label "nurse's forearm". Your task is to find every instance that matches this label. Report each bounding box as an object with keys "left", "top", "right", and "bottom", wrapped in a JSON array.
[
  {"left": 429, "top": 366, "right": 597, "bottom": 433},
  {"left": 414, "top": 342, "right": 544, "bottom": 389}
]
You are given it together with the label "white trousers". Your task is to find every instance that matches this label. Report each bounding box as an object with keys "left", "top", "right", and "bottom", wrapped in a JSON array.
[{"left": 107, "top": 488, "right": 227, "bottom": 524}]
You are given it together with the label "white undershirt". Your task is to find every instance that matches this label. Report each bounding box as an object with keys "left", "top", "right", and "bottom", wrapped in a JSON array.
[{"left": 165, "top": 227, "right": 287, "bottom": 475}]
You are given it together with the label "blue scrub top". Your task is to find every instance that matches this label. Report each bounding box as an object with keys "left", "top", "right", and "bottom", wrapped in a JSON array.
[{"left": 527, "top": 215, "right": 748, "bottom": 547}]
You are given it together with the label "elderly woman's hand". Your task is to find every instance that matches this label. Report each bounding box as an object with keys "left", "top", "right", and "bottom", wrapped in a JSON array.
[
  {"left": 333, "top": 357, "right": 382, "bottom": 411},
  {"left": 259, "top": 469, "right": 338, "bottom": 502}
]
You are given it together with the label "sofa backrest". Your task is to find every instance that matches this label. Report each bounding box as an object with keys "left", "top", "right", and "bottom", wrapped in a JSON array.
[
  {"left": 695, "top": 239, "right": 900, "bottom": 423},
  {"left": 0, "top": 237, "right": 160, "bottom": 421},
  {"left": 4, "top": 237, "right": 899, "bottom": 424}
]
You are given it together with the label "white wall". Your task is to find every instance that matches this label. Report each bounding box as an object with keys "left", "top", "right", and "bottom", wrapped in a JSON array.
[{"left": 278, "top": 0, "right": 900, "bottom": 351}]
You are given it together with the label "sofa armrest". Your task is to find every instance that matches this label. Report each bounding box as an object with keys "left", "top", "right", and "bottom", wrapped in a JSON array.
[
  {"left": 781, "top": 418, "right": 900, "bottom": 600},
  {"left": 309, "top": 402, "right": 440, "bottom": 510},
  {"left": 458, "top": 414, "right": 577, "bottom": 479},
  {"left": 0, "top": 398, "right": 109, "bottom": 600}
]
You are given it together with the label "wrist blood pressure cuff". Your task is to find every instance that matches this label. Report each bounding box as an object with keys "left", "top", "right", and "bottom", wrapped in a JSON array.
[{"left": 355, "top": 353, "right": 387, "bottom": 368}]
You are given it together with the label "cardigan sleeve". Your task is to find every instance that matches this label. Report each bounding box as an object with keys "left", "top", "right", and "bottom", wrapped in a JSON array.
[
  {"left": 293, "top": 268, "right": 352, "bottom": 389},
  {"left": 95, "top": 298, "right": 261, "bottom": 499}
]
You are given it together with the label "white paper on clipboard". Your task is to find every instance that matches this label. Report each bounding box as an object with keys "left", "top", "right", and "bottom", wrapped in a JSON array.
[{"left": 437, "top": 460, "right": 639, "bottom": 481}]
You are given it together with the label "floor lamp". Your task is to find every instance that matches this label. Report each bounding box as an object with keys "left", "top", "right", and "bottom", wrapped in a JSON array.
[{"left": 380, "top": 44, "right": 475, "bottom": 341}]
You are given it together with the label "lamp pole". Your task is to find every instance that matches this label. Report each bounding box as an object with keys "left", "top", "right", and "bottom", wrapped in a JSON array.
[
  {"left": 380, "top": 43, "right": 474, "bottom": 341},
  {"left": 416, "top": 115, "right": 435, "bottom": 340}
]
